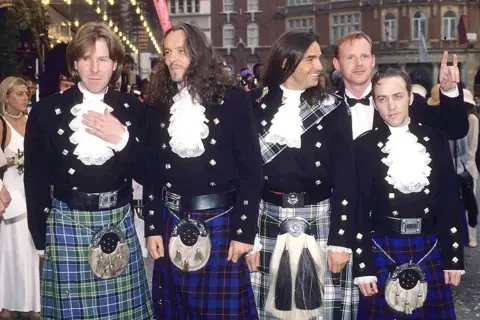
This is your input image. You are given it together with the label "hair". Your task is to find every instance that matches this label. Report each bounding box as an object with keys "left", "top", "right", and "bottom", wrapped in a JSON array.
[
  {"left": 334, "top": 31, "right": 373, "bottom": 59},
  {"left": 66, "top": 22, "right": 125, "bottom": 82},
  {"left": 0, "top": 77, "right": 28, "bottom": 115},
  {"left": 372, "top": 67, "right": 412, "bottom": 98},
  {"left": 21, "top": 75, "right": 33, "bottom": 84},
  {"left": 263, "top": 31, "right": 325, "bottom": 104},
  {"left": 149, "top": 22, "right": 234, "bottom": 106},
  {"left": 253, "top": 63, "right": 263, "bottom": 76},
  {"left": 319, "top": 72, "right": 333, "bottom": 91},
  {"left": 124, "top": 54, "right": 135, "bottom": 65},
  {"left": 151, "top": 57, "right": 160, "bottom": 69}
]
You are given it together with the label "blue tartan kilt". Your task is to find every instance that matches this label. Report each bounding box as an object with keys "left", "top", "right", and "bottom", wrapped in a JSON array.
[
  {"left": 152, "top": 206, "right": 258, "bottom": 320},
  {"left": 41, "top": 199, "right": 154, "bottom": 320},
  {"left": 357, "top": 233, "right": 456, "bottom": 320}
]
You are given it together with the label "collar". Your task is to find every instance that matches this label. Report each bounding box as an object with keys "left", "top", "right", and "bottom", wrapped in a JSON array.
[
  {"left": 78, "top": 82, "right": 108, "bottom": 101},
  {"left": 345, "top": 83, "right": 372, "bottom": 99},
  {"left": 387, "top": 118, "right": 411, "bottom": 135},
  {"left": 279, "top": 84, "right": 305, "bottom": 100}
]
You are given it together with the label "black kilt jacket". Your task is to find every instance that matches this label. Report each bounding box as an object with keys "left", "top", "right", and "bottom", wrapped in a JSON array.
[
  {"left": 249, "top": 86, "right": 357, "bottom": 249},
  {"left": 353, "top": 120, "right": 465, "bottom": 278}
]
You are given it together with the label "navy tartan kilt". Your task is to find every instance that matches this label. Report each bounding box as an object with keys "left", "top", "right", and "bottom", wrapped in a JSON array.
[
  {"left": 357, "top": 234, "right": 456, "bottom": 320},
  {"left": 41, "top": 199, "right": 154, "bottom": 320},
  {"left": 152, "top": 206, "right": 258, "bottom": 320}
]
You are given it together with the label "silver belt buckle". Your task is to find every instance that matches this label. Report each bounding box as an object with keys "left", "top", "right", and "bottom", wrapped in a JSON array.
[
  {"left": 99, "top": 191, "right": 118, "bottom": 209},
  {"left": 164, "top": 191, "right": 181, "bottom": 212},
  {"left": 401, "top": 218, "right": 422, "bottom": 235}
]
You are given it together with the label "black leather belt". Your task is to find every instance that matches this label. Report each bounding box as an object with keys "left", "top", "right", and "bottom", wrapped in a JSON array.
[
  {"left": 374, "top": 217, "right": 435, "bottom": 236},
  {"left": 261, "top": 190, "right": 323, "bottom": 208},
  {"left": 53, "top": 184, "right": 132, "bottom": 211},
  {"left": 163, "top": 188, "right": 236, "bottom": 212}
]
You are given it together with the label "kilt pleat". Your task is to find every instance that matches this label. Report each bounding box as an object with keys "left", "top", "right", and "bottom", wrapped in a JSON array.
[
  {"left": 152, "top": 207, "right": 258, "bottom": 320},
  {"left": 41, "top": 199, "right": 154, "bottom": 320},
  {"left": 250, "top": 200, "right": 358, "bottom": 320},
  {"left": 357, "top": 234, "right": 456, "bottom": 320}
]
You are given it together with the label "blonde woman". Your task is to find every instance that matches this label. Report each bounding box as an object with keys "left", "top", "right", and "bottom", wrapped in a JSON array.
[
  {"left": 465, "top": 89, "right": 479, "bottom": 247},
  {"left": 0, "top": 77, "right": 40, "bottom": 320}
]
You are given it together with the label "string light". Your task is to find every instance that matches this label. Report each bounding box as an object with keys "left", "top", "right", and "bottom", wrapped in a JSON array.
[
  {"left": 74, "top": 20, "right": 79, "bottom": 27},
  {"left": 41, "top": 0, "right": 50, "bottom": 5},
  {"left": 96, "top": 7, "right": 101, "bottom": 14},
  {"left": 132, "top": 5, "right": 161, "bottom": 54}
]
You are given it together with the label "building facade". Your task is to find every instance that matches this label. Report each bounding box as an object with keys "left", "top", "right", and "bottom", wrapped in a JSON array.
[
  {"left": 168, "top": 0, "right": 211, "bottom": 39},
  {"left": 211, "top": 0, "right": 480, "bottom": 94}
]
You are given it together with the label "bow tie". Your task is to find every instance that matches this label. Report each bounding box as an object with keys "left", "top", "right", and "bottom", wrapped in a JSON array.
[{"left": 346, "top": 93, "right": 371, "bottom": 107}]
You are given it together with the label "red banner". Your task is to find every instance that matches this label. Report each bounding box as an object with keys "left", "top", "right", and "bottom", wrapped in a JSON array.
[{"left": 152, "top": 0, "right": 172, "bottom": 33}]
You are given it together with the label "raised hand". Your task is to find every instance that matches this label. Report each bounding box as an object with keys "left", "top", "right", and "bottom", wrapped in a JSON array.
[{"left": 438, "top": 51, "right": 460, "bottom": 92}]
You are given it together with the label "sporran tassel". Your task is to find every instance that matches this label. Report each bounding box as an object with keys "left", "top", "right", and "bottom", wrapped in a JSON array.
[
  {"left": 174, "top": 249, "right": 182, "bottom": 265},
  {"left": 275, "top": 247, "right": 293, "bottom": 311},
  {"left": 295, "top": 246, "right": 322, "bottom": 310},
  {"left": 194, "top": 248, "right": 204, "bottom": 262}
]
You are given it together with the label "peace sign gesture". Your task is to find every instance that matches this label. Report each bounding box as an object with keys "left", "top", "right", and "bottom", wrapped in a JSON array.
[{"left": 438, "top": 51, "right": 459, "bottom": 92}]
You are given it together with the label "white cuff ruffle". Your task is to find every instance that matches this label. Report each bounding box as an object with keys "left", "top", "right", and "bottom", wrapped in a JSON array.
[
  {"left": 327, "top": 245, "right": 353, "bottom": 254},
  {"left": 247, "top": 234, "right": 263, "bottom": 255},
  {"left": 354, "top": 276, "right": 378, "bottom": 285}
]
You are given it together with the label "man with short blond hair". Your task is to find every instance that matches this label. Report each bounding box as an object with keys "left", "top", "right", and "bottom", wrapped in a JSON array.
[{"left": 333, "top": 31, "right": 467, "bottom": 141}]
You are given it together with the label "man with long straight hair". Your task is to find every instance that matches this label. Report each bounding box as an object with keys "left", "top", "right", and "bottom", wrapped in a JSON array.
[
  {"left": 247, "top": 31, "right": 357, "bottom": 319},
  {"left": 144, "top": 22, "right": 262, "bottom": 319},
  {"left": 24, "top": 22, "right": 153, "bottom": 319}
]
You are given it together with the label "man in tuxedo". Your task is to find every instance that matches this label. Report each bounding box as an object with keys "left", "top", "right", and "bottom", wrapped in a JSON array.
[{"left": 333, "top": 32, "right": 467, "bottom": 140}]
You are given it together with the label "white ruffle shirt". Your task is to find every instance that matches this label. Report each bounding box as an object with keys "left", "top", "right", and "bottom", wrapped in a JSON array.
[{"left": 69, "top": 83, "right": 128, "bottom": 166}]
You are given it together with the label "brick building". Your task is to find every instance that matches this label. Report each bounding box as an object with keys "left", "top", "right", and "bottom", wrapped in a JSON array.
[{"left": 211, "top": 0, "right": 480, "bottom": 94}]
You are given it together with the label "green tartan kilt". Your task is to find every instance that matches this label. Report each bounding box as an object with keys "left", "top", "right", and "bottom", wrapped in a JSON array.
[{"left": 41, "top": 199, "right": 154, "bottom": 320}]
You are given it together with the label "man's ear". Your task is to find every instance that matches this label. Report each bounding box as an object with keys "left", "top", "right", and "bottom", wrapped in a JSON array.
[
  {"left": 113, "top": 61, "right": 118, "bottom": 71},
  {"left": 409, "top": 91, "right": 414, "bottom": 106},
  {"left": 333, "top": 57, "right": 340, "bottom": 71},
  {"left": 74, "top": 61, "right": 78, "bottom": 71},
  {"left": 282, "top": 58, "right": 287, "bottom": 69}
]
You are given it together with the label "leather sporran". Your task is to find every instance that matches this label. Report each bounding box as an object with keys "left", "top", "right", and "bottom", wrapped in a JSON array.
[
  {"left": 88, "top": 225, "right": 130, "bottom": 279},
  {"left": 168, "top": 218, "right": 211, "bottom": 272},
  {"left": 384, "top": 262, "right": 428, "bottom": 315}
]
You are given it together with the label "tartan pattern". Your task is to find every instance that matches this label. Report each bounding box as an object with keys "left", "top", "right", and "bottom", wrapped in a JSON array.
[
  {"left": 152, "top": 207, "right": 258, "bottom": 319},
  {"left": 251, "top": 200, "right": 358, "bottom": 320},
  {"left": 259, "top": 95, "right": 340, "bottom": 164},
  {"left": 357, "top": 234, "right": 456, "bottom": 320},
  {"left": 41, "top": 199, "right": 154, "bottom": 320}
]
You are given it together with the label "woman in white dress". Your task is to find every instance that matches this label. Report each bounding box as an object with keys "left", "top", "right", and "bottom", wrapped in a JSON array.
[{"left": 0, "top": 77, "right": 40, "bottom": 319}]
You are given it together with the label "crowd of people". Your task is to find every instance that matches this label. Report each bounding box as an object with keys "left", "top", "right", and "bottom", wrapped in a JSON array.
[{"left": 0, "top": 20, "right": 478, "bottom": 320}]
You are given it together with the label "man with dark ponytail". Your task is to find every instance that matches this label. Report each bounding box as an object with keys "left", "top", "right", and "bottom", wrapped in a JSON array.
[{"left": 247, "top": 31, "right": 357, "bottom": 320}]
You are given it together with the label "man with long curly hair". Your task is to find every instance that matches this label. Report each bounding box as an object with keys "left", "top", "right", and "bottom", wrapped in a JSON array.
[{"left": 143, "top": 22, "right": 262, "bottom": 319}]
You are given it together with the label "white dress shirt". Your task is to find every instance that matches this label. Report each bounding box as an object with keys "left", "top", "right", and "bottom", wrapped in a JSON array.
[{"left": 345, "top": 84, "right": 374, "bottom": 140}]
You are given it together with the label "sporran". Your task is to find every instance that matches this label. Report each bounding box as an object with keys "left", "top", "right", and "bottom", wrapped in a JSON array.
[
  {"left": 88, "top": 224, "right": 130, "bottom": 279},
  {"left": 374, "top": 239, "right": 437, "bottom": 315}
]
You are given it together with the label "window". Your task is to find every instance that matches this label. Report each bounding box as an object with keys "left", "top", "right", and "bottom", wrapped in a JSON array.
[
  {"left": 169, "top": 0, "right": 200, "bottom": 14},
  {"left": 383, "top": 14, "right": 397, "bottom": 42},
  {"left": 287, "top": 0, "right": 313, "bottom": 5},
  {"left": 223, "top": 24, "right": 235, "bottom": 47},
  {"left": 412, "top": 12, "right": 427, "bottom": 40},
  {"left": 287, "top": 18, "right": 314, "bottom": 32},
  {"left": 223, "top": 0, "right": 234, "bottom": 12},
  {"left": 169, "top": 0, "right": 176, "bottom": 14},
  {"left": 443, "top": 11, "right": 456, "bottom": 40},
  {"left": 247, "top": 23, "right": 259, "bottom": 47},
  {"left": 331, "top": 14, "right": 360, "bottom": 44},
  {"left": 247, "top": 0, "right": 259, "bottom": 12}
]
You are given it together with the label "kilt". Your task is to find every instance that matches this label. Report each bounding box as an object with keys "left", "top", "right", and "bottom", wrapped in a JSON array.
[
  {"left": 357, "top": 233, "right": 456, "bottom": 320},
  {"left": 41, "top": 199, "right": 154, "bottom": 320},
  {"left": 250, "top": 200, "right": 358, "bottom": 320},
  {"left": 152, "top": 206, "right": 258, "bottom": 319}
]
